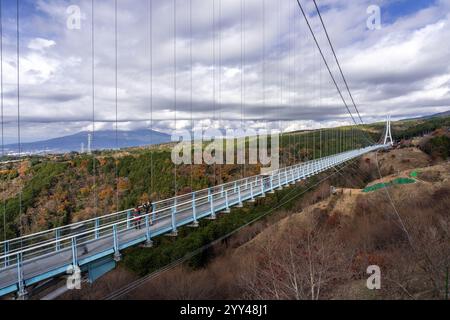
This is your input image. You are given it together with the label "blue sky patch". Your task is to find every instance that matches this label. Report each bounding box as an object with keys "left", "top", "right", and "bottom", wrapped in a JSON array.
[{"left": 382, "top": 0, "right": 437, "bottom": 23}]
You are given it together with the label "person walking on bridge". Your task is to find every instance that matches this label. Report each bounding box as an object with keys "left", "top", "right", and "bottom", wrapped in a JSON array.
[
  {"left": 143, "top": 201, "right": 153, "bottom": 225},
  {"left": 132, "top": 206, "right": 142, "bottom": 230}
]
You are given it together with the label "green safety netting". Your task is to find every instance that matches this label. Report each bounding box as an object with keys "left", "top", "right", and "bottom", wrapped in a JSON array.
[
  {"left": 363, "top": 177, "right": 416, "bottom": 193},
  {"left": 410, "top": 171, "right": 419, "bottom": 178}
]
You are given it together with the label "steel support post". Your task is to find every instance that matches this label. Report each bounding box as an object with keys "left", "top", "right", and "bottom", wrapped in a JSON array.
[
  {"left": 16, "top": 253, "right": 27, "bottom": 300},
  {"left": 237, "top": 185, "right": 243, "bottom": 207},
  {"left": 95, "top": 218, "right": 100, "bottom": 239},
  {"left": 71, "top": 237, "right": 78, "bottom": 267},
  {"left": 4, "top": 241, "right": 9, "bottom": 267},
  {"left": 55, "top": 229, "right": 61, "bottom": 252},
  {"left": 144, "top": 215, "right": 153, "bottom": 247},
  {"left": 127, "top": 210, "right": 131, "bottom": 229},
  {"left": 224, "top": 189, "right": 230, "bottom": 213},
  {"left": 190, "top": 192, "right": 199, "bottom": 227},
  {"left": 209, "top": 191, "right": 217, "bottom": 219},
  {"left": 113, "top": 225, "right": 121, "bottom": 261}
]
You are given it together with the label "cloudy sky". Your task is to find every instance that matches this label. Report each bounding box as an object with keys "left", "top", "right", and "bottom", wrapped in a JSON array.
[{"left": 0, "top": 0, "right": 449, "bottom": 144}]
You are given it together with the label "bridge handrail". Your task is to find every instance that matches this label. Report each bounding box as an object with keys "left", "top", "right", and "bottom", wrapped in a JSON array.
[
  {"left": 0, "top": 175, "right": 261, "bottom": 258},
  {"left": 0, "top": 173, "right": 256, "bottom": 248},
  {"left": 0, "top": 163, "right": 284, "bottom": 257},
  {"left": 0, "top": 161, "right": 303, "bottom": 261}
]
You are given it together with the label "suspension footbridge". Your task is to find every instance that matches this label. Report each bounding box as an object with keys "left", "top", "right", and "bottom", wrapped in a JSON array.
[{"left": 0, "top": 0, "right": 397, "bottom": 299}]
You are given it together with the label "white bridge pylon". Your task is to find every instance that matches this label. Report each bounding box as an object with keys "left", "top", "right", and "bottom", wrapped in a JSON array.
[{"left": 383, "top": 115, "right": 394, "bottom": 146}]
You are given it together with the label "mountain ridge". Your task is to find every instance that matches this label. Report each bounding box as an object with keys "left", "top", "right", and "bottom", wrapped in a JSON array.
[{"left": 4, "top": 129, "right": 171, "bottom": 155}]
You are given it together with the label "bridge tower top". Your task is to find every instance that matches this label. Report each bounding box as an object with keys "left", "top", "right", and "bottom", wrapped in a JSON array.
[{"left": 383, "top": 115, "right": 394, "bottom": 146}]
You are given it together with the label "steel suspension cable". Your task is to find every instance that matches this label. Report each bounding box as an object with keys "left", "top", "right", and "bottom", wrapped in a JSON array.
[
  {"left": 190, "top": 0, "right": 193, "bottom": 189},
  {"left": 114, "top": 0, "right": 119, "bottom": 211},
  {"left": 16, "top": 0, "right": 23, "bottom": 239},
  {"left": 312, "top": 0, "right": 364, "bottom": 126},
  {"left": 0, "top": 0, "right": 5, "bottom": 242},
  {"left": 242, "top": 0, "right": 247, "bottom": 178},
  {"left": 218, "top": 0, "right": 222, "bottom": 184},
  {"left": 149, "top": 0, "right": 154, "bottom": 199},
  {"left": 292, "top": 0, "right": 297, "bottom": 164},
  {"left": 288, "top": 0, "right": 292, "bottom": 164},
  {"left": 240, "top": 0, "right": 244, "bottom": 178},
  {"left": 91, "top": 0, "right": 97, "bottom": 217},
  {"left": 262, "top": 0, "right": 266, "bottom": 144},
  {"left": 277, "top": 0, "right": 282, "bottom": 166},
  {"left": 293, "top": 0, "right": 357, "bottom": 126},
  {"left": 174, "top": 0, "right": 177, "bottom": 197},
  {"left": 212, "top": 0, "right": 216, "bottom": 186}
]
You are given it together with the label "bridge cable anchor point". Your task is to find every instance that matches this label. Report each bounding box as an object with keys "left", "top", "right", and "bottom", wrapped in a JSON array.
[
  {"left": 188, "top": 221, "right": 199, "bottom": 228},
  {"left": 113, "top": 252, "right": 122, "bottom": 262},
  {"left": 166, "top": 231, "right": 179, "bottom": 237},
  {"left": 143, "top": 239, "right": 154, "bottom": 248}
]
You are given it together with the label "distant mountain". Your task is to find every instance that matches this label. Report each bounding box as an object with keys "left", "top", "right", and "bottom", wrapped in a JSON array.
[
  {"left": 400, "top": 110, "right": 450, "bottom": 122},
  {"left": 4, "top": 129, "right": 171, "bottom": 155},
  {"left": 419, "top": 110, "right": 450, "bottom": 120}
]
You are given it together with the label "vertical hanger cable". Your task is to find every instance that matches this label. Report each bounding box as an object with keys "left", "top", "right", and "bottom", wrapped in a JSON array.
[
  {"left": 0, "top": 0, "right": 5, "bottom": 241},
  {"left": 212, "top": 0, "right": 216, "bottom": 186},
  {"left": 91, "top": 0, "right": 97, "bottom": 218},
  {"left": 174, "top": 0, "right": 177, "bottom": 197},
  {"left": 240, "top": 0, "right": 244, "bottom": 178},
  {"left": 190, "top": 0, "right": 193, "bottom": 189},
  {"left": 242, "top": 0, "right": 246, "bottom": 178},
  {"left": 149, "top": 0, "right": 154, "bottom": 198},
  {"left": 114, "top": 0, "right": 119, "bottom": 211},
  {"left": 16, "top": 0, "right": 23, "bottom": 239}
]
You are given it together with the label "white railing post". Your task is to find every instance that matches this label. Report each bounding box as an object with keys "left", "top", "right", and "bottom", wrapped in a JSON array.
[
  {"left": 152, "top": 203, "right": 156, "bottom": 222},
  {"left": 71, "top": 237, "right": 78, "bottom": 267},
  {"left": 171, "top": 199, "right": 178, "bottom": 234},
  {"left": 260, "top": 176, "right": 266, "bottom": 197},
  {"left": 16, "top": 252, "right": 27, "bottom": 299},
  {"left": 224, "top": 189, "right": 230, "bottom": 213},
  {"left": 126, "top": 210, "right": 131, "bottom": 229},
  {"left": 3, "top": 241, "right": 9, "bottom": 267},
  {"left": 192, "top": 192, "right": 198, "bottom": 224},
  {"left": 113, "top": 225, "right": 121, "bottom": 261},
  {"left": 237, "top": 185, "right": 243, "bottom": 207},
  {"left": 55, "top": 229, "right": 61, "bottom": 252},
  {"left": 250, "top": 181, "right": 255, "bottom": 202},
  {"left": 145, "top": 215, "right": 153, "bottom": 247},
  {"left": 94, "top": 218, "right": 100, "bottom": 239},
  {"left": 209, "top": 189, "right": 217, "bottom": 219}
]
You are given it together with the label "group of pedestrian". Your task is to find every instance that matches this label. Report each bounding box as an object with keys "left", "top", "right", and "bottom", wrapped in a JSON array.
[{"left": 132, "top": 201, "right": 153, "bottom": 230}]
